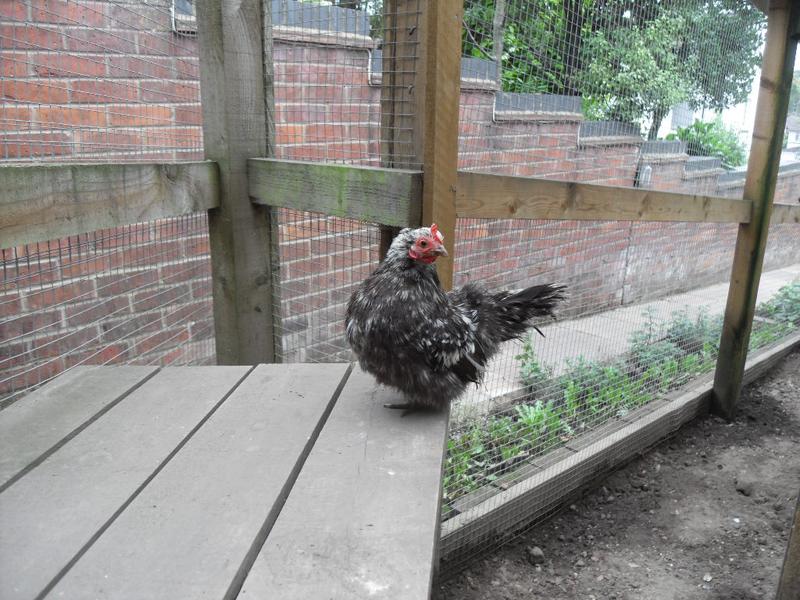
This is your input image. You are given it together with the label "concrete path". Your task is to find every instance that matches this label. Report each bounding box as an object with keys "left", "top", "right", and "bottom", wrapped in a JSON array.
[{"left": 452, "top": 263, "right": 800, "bottom": 424}]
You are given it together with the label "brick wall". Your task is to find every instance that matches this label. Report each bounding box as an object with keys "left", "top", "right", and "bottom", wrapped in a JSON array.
[{"left": 1, "top": 0, "right": 799, "bottom": 395}]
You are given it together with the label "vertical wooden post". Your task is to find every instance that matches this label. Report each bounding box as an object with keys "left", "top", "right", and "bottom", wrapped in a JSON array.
[
  {"left": 776, "top": 492, "right": 800, "bottom": 600},
  {"left": 711, "top": 0, "right": 798, "bottom": 419},
  {"left": 196, "top": 0, "right": 278, "bottom": 365},
  {"left": 380, "top": 0, "right": 463, "bottom": 289}
]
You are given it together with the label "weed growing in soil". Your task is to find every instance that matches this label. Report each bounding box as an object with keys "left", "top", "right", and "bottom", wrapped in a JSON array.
[{"left": 443, "top": 281, "right": 800, "bottom": 510}]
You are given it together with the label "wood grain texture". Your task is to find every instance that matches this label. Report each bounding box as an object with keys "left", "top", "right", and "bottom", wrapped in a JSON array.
[
  {"left": 417, "top": 0, "right": 463, "bottom": 289},
  {"left": 0, "top": 365, "right": 157, "bottom": 490},
  {"left": 248, "top": 158, "right": 422, "bottom": 227},
  {"left": 0, "top": 366, "right": 249, "bottom": 600},
  {"left": 770, "top": 203, "right": 800, "bottom": 224},
  {"left": 238, "top": 366, "right": 450, "bottom": 600},
  {"left": 47, "top": 364, "right": 351, "bottom": 600},
  {"left": 456, "top": 171, "right": 754, "bottom": 223},
  {"left": 196, "top": 0, "right": 277, "bottom": 364},
  {"left": 712, "top": 0, "right": 800, "bottom": 419},
  {"left": 0, "top": 162, "right": 219, "bottom": 248}
]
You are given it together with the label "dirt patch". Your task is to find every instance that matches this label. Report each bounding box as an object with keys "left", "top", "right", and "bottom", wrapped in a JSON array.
[{"left": 439, "top": 349, "right": 800, "bottom": 600}]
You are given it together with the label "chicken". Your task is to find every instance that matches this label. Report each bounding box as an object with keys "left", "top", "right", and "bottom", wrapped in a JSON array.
[{"left": 345, "top": 224, "right": 565, "bottom": 410}]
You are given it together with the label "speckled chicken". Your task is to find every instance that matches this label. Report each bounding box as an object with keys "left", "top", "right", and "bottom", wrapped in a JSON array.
[{"left": 345, "top": 224, "right": 565, "bottom": 410}]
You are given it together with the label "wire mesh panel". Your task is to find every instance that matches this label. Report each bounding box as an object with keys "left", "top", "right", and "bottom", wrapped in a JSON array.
[
  {"left": 0, "top": 213, "right": 214, "bottom": 407},
  {"left": 273, "top": 208, "right": 381, "bottom": 363},
  {"left": 459, "top": 0, "right": 765, "bottom": 187},
  {"left": 1, "top": 0, "right": 202, "bottom": 161}
]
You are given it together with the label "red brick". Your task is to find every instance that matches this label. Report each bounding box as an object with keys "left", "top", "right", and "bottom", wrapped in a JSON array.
[
  {"left": 134, "top": 327, "right": 190, "bottom": 355},
  {"left": 0, "top": 24, "right": 63, "bottom": 50},
  {"left": 139, "top": 80, "right": 199, "bottom": 103},
  {"left": 142, "top": 127, "right": 202, "bottom": 150},
  {"left": 77, "top": 129, "right": 142, "bottom": 153},
  {"left": 24, "top": 280, "right": 96, "bottom": 311},
  {"left": 1, "top": 131, "right": 73, "bottom": 158},
  {"left": 0, "top": 2, "right": 28, "bottom": 19},
  {"left": 32, "top": 0, "right": 106, "bottom": 27},
  {"left": 64, "top": 343, "right": 131, "bottom": 367},
  {"left": 0, "top": 358, "right": 65, "bottom": 395},
  {"left": 0, "top": 107, "right": 33, "bottom": 131},
  {"left": 100, "top": 313, "right": 162, "bottom": 343},
  {"left": 64, "top": 27, "right": 136, "bottom": 53},
  {"left": 159, "top": 260, "right": 210, "bottom": 285},
  {"left": 36, "top": 105, "right": 107, "bottom": 128},
  {"left": 65, "top": 295, "right": 131, "bottom": 327},
  {"left": 1, "top": 52, "right": 29, "bottom": 77},
  {"left": 0, "top": 311, "right": 62, "bottom": 340},
  {"left": 70, "top": 79, "right": 139, "bottom": 103},
  {"left": 106, "top": 104, "right": 173, "bottom": 127},
  {"left": 132, "top": 284, "right": 191, "bottom": 312},
  {"left": 106, "top": 55, "right": 174, "bottom": 79},
  {"left": 105, "top": 4, "right": 165, "bottom": 29},
  {"left": 1, "top": 79, "right": 69, "bottom": 103},
  {"left": 96, "top": 270, "right": 158, "bottom": 297},
  {"left": 0, "top": 294, "right": 22, "bottom": 318},
  {"left": 28, "top": 326, "right": 102, "bottom": 359},
  {"left": 163, "top": 300, "right": 212, "bottom": 328},
  {"left": 172, "top": 105, "right": 202, "bottom": 126},
  {"left": 31, "top": 52, "right": 105, "bottom": 77}
]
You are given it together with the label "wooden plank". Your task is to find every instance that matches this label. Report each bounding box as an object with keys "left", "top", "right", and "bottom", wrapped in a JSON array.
[
  {"left": 439, "top": 335, "right": 800, "bottom": 574},
  {"left": 0, "top": 366, "right": 249, "bottom": 600},
  {"left": 196, "top": 0, "right": 277, "bottom": 364},
  {"left": 776, "top": 493, "right": 800, "bottom": 600},
  {"left": 46, "top": 364, "right": 351, "bottom": 600},
  {"left": 0, "top": 365, "right": 157, "bottom": 491},
  {"left": 417, "top": 0, "right": 463, "bottom": 289},
  {"left": 456, "top": 171, "right": 754, "bottom": 223},
  {"left": 712, "top": 0, "right": 800, "bottom": 419},
  {"left": 248, "top": 158, "right": 422, "bottom": 228},
  {"left": 0, "top": 162, "right": 219, "bottom": 248},
  {"left": 238, "top": 366, "right": 450, "bottom": 599},
  {"left": 771, "top": 203, "right": 800, "bottom": 224}
]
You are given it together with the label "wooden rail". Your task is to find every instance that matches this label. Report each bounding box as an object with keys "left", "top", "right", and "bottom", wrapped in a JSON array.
[
  {"left": 248, "top": 159, "right": 422, "bottom": 227},
  {"left": 0, "top": 162, "right": 219, "bottom": 249},
  {"left": 3, "top": 160, "right": 799, "bottom": 253}
]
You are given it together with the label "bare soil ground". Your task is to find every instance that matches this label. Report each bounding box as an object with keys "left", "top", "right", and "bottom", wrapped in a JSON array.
[{"left": 439, "top": 349, "right": 800, "bottom": 600}]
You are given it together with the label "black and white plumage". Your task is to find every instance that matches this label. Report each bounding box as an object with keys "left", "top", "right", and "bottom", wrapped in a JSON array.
[{"left": 345, "top": 224, "right": 565, "bottom": 410}]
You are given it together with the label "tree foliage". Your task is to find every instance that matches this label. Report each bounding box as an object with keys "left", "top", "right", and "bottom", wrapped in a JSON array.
[
  {"left": 666, "top": 118, "right": 747, "bottom": 169},
  {"left": 462, "top": 0, "right": 765, "bottom": 137}
]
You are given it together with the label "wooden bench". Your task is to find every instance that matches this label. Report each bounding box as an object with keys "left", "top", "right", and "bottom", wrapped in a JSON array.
[{"left": 0, "top": 364, "right": 449, "bottom": 599}]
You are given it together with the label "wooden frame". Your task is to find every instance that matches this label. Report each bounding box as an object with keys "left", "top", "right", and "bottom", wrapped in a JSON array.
[
  {"left": 196, "top": 0, "right": 279, "bottom": 365},
  {"left": 4, "top": 160, "right": 799, "bottom": 252},
  {"left": 712, "top": 0, "right": 800, "bottom": 419},
  {"left": 0, "top": 162, "right": 218, "bottom": 249}
]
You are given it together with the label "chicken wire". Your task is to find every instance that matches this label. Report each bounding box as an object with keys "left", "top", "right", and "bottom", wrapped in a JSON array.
[
  {"left": 459, "top": 0, "right": 765, "bottom": 185},
  {"left": 0, "top": 213, "right": 214, "bottom": 408},
  {"left": 1, "top": 0, "right": 202, "bottom": 161}
]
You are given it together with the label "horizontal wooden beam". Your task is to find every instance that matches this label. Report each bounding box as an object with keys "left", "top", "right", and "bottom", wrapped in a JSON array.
[
  {"left": 771, "top": 203, "right": 800, "bottom": 225},
  {"left": 248, "top": 158, "right": 422, "bottom": 228},
  {"left": 0, "top": 161, "right": 220, "bottom": 249},
  {"left": 455, "top": 171, "right": 754, "bottom": 223}
]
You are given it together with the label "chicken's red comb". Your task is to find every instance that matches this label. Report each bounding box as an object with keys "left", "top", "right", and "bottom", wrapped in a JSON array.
[{"left": 430, "top": 223, "right": 444, "bottom": 242}]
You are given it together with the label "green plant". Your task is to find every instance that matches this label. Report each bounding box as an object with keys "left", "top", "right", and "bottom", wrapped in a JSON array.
[
  {"left": 516, "top": 337, "right": 554, "bottom": 393},
  {"left": 758, "top": 281, "right": 800, "bottom": 325},
  {"left": 666, "top": 118, "right": 747, "bottom": 169}
]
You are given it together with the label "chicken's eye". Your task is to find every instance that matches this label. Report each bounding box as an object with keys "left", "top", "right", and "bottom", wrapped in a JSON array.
[{"left": 419, "top": 240, "right": 428, "bottom": 248}]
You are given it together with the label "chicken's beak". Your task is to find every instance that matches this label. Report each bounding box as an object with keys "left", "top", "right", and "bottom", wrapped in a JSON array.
[{"left": 434, "top": 244, "right": 449, "bottom": 257}]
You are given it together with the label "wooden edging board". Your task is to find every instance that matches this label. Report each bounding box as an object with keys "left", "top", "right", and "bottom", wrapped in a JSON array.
[{"left": 439, "top": 332, "right": 800, "bottom": 574}]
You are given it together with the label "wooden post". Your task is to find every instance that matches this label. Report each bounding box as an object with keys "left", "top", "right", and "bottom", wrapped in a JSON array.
[
  {"left": 711, "top": 0, "right": 798, "bottom": 419},
  {"left": 196, "top": 0, "right": 278, "bottom": 365},
  {"left": 776, "top": 492, "right": 800, "bottom": 600},
  {"left": 380, "top": 0, "right": 463, "bottom": 289}
]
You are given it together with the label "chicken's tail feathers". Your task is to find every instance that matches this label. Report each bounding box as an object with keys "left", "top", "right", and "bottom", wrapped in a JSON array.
[{"left": 493, "top": 283, "right": 566, "bottom": 340}]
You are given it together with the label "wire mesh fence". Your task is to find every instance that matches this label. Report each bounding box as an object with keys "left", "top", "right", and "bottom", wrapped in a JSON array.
[{"left": 0, "top": 213, "right": 214, "bottom": 407}]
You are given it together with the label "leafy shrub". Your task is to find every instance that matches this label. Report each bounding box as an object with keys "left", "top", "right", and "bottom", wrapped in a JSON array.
[{"left": 666, "top": 118, "right": 747, "bottom": 169}]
